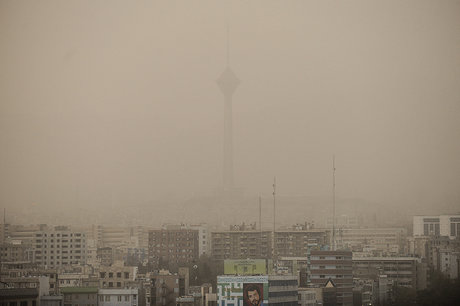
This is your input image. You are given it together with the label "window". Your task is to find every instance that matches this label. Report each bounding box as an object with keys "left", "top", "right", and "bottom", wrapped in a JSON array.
[
  {"left": 117, "top": 296, "right": 122, "bottom": 302},
  {"left": 117, "top": 272, "right": 122, "bottom": 278},
  {"left": 117, "top": 282, "right": 121, "bottom": 287},
  {"left": 105, "top": 296, "right": 110, "bottom": 301},
  {"left": 125, "top": 296, "right": 130, "bottom": 302},
  {"left": 109, "top": 272, "right": 113, "bottom": 278},
  {"left": 124, "top": 272, "right": 129, "bottom": 279}
]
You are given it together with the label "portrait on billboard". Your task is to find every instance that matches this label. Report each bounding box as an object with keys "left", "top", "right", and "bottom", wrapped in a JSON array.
[{"left": 243, "top": 283, "right": 264, "bottom": 306}]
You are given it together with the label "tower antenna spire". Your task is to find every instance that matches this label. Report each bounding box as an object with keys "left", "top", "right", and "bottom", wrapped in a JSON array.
[
  {"left": 217, "top": 26, "right": 240, "bottom": 192},
  {"left": 226, "top": 24, "right": 230, "bottom": 67}
]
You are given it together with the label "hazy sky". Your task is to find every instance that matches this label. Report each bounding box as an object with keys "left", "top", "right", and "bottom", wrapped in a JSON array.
[{"left": 1, "top": 0, "right": 459, "bottom": 218}]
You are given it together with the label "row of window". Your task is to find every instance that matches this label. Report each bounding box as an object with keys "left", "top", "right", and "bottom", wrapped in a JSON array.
[
  {"left": 35, "top": 255, "right": 82, "bottom": 259},
  {"left": 1, "top": 301, "right": 36, "bottom": 306},
  {"left": 36, "top": 250, "right": 81, "bottom": 254},
  {"left": 310, "top": 265, "right": 352, "bottom": 269},
  {"left": 100, "top": 272, "right": 130, "bottom": 278},
  {"left": 35, "top": 233, "right": 83, "bottom": 237},
  {"left": 35, "top": 245, "right": 83, "bottom": 249},
  {"left": 99, "top": 295, "right": 135, "bottom": 302}
]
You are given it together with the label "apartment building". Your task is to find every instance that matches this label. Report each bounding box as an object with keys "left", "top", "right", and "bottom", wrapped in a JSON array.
[
  {"left": 335, "top": 227, "right": 407, "bottom": 255},
  {"left": 97, "top": 247, "right": 114, "bottom": 266},
  {"left": 61, "top": 287, "right": 98, "bottom": 306},
  {"left": 98, "top": 264, "right": 137, "bottom": 289},
  {"left": 211, "top": 230, "right": 272, "bottom": 260},
  {"left": 0, "top": 288, "right": 39, "bottom": 306},
  {"left": 98, "top": 288, "right": 138, "bottom": 306},
  {"left": 149, "top": 270, "right": 187, "bottom": 306},
  {"left": 308, "top": 250, "right": 353, "bottom": 306},
  {"left": 0, "top": 241, "right": 32, "bottom": 262},
  {"left": 33, "top": 228, "right": 86, "bottom": 268},
  {"left": 275, "top": 229, "right": 328, "bottom": 257},
  {"left": 148, "top": 229, "right": 198, "bottom": 268},
  {"left": 352, "top": 256, "right": 427, "bottom": 291}
]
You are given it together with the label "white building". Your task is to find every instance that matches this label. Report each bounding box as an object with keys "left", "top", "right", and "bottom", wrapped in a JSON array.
[
  {"left": 58, "top": 273, "right": 90, "bottom": 288},
  {"left": 189, "top": 224, "right": 210, "bottom": 256},
  {"left": 413, "top": 215, "right": 460, "bottom": 238},
  {"left": 33, "top": 227, "right": 86, "bottom": 268},
  {"left": 98, "top": 289, "right": 138, "bottom": 306}
]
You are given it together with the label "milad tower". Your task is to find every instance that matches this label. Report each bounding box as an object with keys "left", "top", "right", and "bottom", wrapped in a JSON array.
[{"left": 216, "top": 32, "right": 240, "bottom": 192}]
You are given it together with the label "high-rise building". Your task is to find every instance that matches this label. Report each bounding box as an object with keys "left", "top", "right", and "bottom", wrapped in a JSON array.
[
  {"left": 275, "top": 229, "right": 328, "bottom": 257},
  {"left": 308, "top": 250, "right": 353, "bottom": 306},
  {"left": 148, "top": 229, "right": 199, "bottom": 268},
  {"left": 33, "top": 228, "right": 86, "bottom": 268},
  {"left": 211, "top": 230, "right": 272, "bottom": 260}
]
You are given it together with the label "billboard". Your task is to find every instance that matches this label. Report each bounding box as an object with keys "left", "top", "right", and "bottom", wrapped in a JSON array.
[
  {"left": 217, "top": 275, "right": 268, "bottom": 306},
  {"left": 224, "top": 259, "right": 267, "bottom": 275}
]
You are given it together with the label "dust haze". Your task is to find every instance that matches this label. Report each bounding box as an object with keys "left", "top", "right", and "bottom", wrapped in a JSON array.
[{"left": 1, "top": 0, "right": 459, "bottom": 227}]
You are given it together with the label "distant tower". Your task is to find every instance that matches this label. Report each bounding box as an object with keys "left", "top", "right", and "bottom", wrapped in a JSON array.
[{"left": 216, "top": 28, "right": 240, "bottom": 191}]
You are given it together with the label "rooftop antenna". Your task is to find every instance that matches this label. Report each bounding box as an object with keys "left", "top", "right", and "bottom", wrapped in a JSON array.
[
  {"left": 259, "top": 194, "right": 262, "bottom": 258},
  {"left": 272, "top": 177, "right": 276, "bottom": 260},
  {"left": 259, "top": 194, "right": 262, "bottom": 232},
  {"left": 332, "top": 155, "right": 336, "bottom": 251}
]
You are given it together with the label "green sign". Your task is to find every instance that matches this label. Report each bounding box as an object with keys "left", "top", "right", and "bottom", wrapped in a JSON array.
[{"left": 224, "top": 259, "right": 267, "bottom": 275}]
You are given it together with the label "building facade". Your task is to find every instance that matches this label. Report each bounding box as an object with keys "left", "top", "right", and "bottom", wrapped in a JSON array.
[
  {"left": 98, "top": 288, "right": 138, "bottom": 306},
  {"left": 148, "top": 229, "right": 199, "bottom": 268},
  {"left": 274, "top": 230, "right": 328, "bottom": 258},
  {"left": 33, "top": 228, "right": 86, "bottom": 268},
  {"left": 61, "top": 287, "right": 98, "bottom": 306},
  {"left": 335, "top": 227, "right": 407, "bottom": 256},
  {"left": 413, "top": 215, "right": 460, "bottom": 238},
  {"left": 211, "top": 230, "right": 272, "bottom": 260},
  {"left": 352, "top": 256, "right": 427, "bottom": 291},
  {"left": 308, "top": 250, "right": 353, "bottom": 306}
]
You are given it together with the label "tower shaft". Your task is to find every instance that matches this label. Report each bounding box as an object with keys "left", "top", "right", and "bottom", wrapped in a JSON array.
[{"left": 223, "top": 95, "right": 234, "bottom": 189}]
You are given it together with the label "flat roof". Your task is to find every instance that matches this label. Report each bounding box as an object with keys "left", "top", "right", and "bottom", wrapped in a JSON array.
[{"left": 60, "top": 287, "right": 98, "bottom": 293}]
